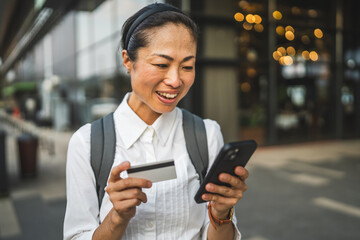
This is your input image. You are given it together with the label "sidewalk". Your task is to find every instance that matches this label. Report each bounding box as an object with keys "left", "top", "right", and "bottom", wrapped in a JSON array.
[
  {"left": 237, "top": 139, "right": 360, "bottom": 240},
  {"left": 0, "top": 111, "right": 359, "bottom": 239},
  {"left": 0, "top": 111, "right": 72, "bottom": 240}
]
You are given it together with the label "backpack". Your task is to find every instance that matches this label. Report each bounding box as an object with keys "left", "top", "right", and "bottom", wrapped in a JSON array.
[{"left": 90, "top": 108, "right": 208, "bottom": 208}]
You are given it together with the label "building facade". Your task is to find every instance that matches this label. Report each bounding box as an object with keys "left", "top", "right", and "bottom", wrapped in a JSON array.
[{"left": 0, "top": 0, "right": 359, "bottom": 145}]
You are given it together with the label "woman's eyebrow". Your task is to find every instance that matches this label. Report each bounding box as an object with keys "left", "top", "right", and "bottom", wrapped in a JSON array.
[{"left": 151, "top": 54, "right": 195, "bottom": 63}]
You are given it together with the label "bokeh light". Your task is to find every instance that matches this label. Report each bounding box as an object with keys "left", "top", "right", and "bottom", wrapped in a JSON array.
[
  {"left": 273, "top": 10, "right": 282, "bottom": 20},
  {"left": 291, "top": 6, "right": 301, "bottom": 15},
  {"left": 243, "top": 22, "right": 253, "bottom": 30},
  {"left": 309, "top": 51, "right": 319, "bottom": 61},
  {"left": 308, "top": 9, "right": 318, "bottom": 18},
  {"left": 277, "top": 47, "right": 286, "bottom": 56},
  {"left": 238, "top": 0, "right": 249, "bottom": 9},
  {"left": 273, "top": 51, "right": 281, "bottom": 61},
  {"left": 301, "top": 35, "right": 311, "bottom": 44},
  {"left": 254, "top": 14, "right": 262, "bottom": 24},
  {"left": 241, "top": 82, "right": 252, "bottom": 92},
  {"left": 302, "top": 50, "right": 310, "bottom": 60},
  {"left": 247, "top": 68, "right": 257, "bottom": 77},
  {"left": 285, "top": 31, "right": 295, "bottom": 41},
  {"left": 283, "top": 56, "right": 294, "bottom": 65},
  {"left": 254, "top": 23, "right": 264, "bottom": 32},
  {"left": 285, "top": 26, "right": 295, "bottom": 33},
  {"left": 314, "top": 28, "right": 323, "bottom": 38},
  {"left": 246, "top": 14, "right": 256, "bottom": 23},
  {"left": 276, "top": 26, "right": 285, "bottom": 35},
  {"left": 286, "top": 46, "right": 296, "bottom": 56},
  {"left": 234, "top": 12, "right": 245, "bottom": 22}
]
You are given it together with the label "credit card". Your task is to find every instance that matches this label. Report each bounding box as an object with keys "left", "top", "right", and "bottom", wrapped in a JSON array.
[{"left": 127, "top": 159, "right": 177, "bottom": 183}]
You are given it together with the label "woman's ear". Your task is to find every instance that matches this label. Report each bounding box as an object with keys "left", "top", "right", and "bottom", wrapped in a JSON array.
[{"left": 122, "top": 50, "right": 132, "bottom": 73}]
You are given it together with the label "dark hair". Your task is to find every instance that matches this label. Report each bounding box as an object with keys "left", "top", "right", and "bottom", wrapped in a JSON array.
[{"left": 120, "top": 3, "right": 199, "bottom": 61}]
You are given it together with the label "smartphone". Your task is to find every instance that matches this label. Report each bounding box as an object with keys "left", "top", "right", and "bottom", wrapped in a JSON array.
[{"left": 194, "top": 140, "right": 257, "bottom": 204}]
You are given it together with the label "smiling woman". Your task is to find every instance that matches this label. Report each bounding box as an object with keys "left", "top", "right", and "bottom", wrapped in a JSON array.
[
  {"left": 64, "top": 3, "right": 249, "bottom": 240},
  {"left": 123, "top": 23, "right": 196, "bottom": 124}
]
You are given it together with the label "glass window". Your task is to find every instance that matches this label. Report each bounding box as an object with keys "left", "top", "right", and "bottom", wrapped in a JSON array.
[
  {"left": 95, "top": 38, "right": 116, "bottom": 77},
  {"left": 93, "top": 0, "right": 115, "bottom": 43},
  {"left": 274, "top": 0, "right": 334, "bottom": 143},
  {"left": 342, "top": 0, "right": 360, "bottom": 138},
  {"left": 115, "top": 0, "right": 164, "bottom": 32},
  {"left": 76, "top": 11, "right": 92, "bottom": 51},
  {"left": 77, "top": 49, "right": 95, "bottom": 80},
  {"left": 235, "top": 0, "right": 267, "bottom": 145}
]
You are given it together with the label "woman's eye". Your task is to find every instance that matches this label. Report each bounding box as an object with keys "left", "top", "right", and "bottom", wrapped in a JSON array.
[
  {"left": 183, "top": 66, "right": 194, "bottom": 71},
  {"left": 155, "top": 64, "right": 168, "bottom": 68}
]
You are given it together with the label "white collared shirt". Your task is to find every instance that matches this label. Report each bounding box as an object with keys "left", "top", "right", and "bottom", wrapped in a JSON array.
[{"left": 64, "top": 93, "right": 241, "bottom": 240}]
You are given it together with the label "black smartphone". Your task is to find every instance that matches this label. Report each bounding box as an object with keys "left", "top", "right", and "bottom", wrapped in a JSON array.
[{"left": 194, "top": 140, "right": 257, "bottom": 204}]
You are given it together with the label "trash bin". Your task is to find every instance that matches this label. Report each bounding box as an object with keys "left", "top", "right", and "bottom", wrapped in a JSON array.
[
  {"left": 0, "top": 130, "right": 9, "bottom": 196},
  {"left": 17, "top": 134, "right": 39, "bottom": 178}
]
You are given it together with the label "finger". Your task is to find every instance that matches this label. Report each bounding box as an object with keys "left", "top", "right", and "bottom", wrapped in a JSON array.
[
  {"left": 235, "top": 166, "right": 249, "bottom": 181},
  {"left": 109, "top": 161, "right": 130, "bottom": 182},
  {"left": 205, "top": 183, "right": 245, "bottom": 199},
  {"left": 116, "top": 177, "right": 152, "bottom": 191},
  {"left": 113, "top": 198, "right": 143, "bottom": 213},
  {"left": 108, "top": 188, "right": 148, "bottom": 204},
  {"left": 218, "top": 173, "right": 242, "bottom": 189},
  {"left": 201, "top": 193, "right": 238, "bottom": 209}
]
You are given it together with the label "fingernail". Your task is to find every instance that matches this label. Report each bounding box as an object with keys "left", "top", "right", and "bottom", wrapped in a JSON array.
[
  {"left": 202, "top": 194, "right": 209, "bottom": 200},
  {"left": 206, "top": 184, "right": 214, "bottom": 191},
  {"left": 221, "top": 174, "right": 229, "bottom": 181},
  {"left": 147, "top": 181, "right": 152, "bottom": 188}
]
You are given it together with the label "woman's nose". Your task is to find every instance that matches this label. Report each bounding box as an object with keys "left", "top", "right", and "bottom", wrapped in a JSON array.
[{"left": 164, "top": 68, "right": 181, "bottom": 88}]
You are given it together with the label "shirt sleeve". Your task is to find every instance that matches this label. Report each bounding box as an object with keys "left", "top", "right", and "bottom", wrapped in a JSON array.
[
  {"left": 63, "top": 124, "right": 99, "bottom": 240},
  {"left": 200, "top": 119, "right": 242, "bottom": 240}
]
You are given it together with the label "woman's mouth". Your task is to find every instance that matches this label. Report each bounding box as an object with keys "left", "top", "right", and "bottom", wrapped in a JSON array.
[
  {"left": 156, "top": 91, "right": 178, "bottom": 100},
  {"left": 156, "top": 91, "right": 179, "bottom": 104}
]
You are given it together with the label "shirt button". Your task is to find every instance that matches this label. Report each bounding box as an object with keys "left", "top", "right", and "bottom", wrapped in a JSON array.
[{"left": 146, "top": 221, "right": 154, "bottom": 228}]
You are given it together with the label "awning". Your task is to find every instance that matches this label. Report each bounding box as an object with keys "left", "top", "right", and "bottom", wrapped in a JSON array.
[{"left": 3, "top": 81, "right": 37, "bottom": 97}]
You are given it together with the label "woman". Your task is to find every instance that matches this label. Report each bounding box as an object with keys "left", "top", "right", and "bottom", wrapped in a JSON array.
[{"left": 64, "top": 3, "right": 249, "bottom": 240}]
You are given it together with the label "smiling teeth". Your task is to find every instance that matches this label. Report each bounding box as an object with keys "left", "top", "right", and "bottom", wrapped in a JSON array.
[{"left": 158, "top": 92, "right": 178, "bottom": 99}]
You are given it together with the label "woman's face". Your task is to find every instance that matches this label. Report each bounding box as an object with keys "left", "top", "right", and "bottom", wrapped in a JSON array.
[{"left": 123, "top": 23, "right": 197, "bottom": 124}]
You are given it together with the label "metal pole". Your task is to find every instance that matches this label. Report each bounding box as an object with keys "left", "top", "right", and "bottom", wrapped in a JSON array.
[
  {"left": 267, "top": 0, "right": 278, "bottom": 144},
  {"left": 0, "top": 129, "right": 9, "bottom": 197},
  {"left": 334, "top": 0, "right": 344, "bottom": 138}
]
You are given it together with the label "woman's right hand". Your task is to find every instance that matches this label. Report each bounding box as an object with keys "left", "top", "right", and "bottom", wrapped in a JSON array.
[{"left": 106, "top": 161, "right": 152, "bottom": 226}]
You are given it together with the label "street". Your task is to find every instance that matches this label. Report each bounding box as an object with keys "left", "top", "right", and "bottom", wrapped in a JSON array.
[{"left": 0, "top": 117, "right": 359, "bottom": 240}]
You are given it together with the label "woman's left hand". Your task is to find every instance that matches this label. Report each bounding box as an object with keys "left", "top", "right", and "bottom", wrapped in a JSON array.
[{"left": 201, "top": 166, "right": 249, "bottom": 218}]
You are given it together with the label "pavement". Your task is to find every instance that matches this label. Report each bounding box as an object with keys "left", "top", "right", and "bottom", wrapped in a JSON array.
[
  {"left": 0, "top": 111, "right": 71, "bottom": 240},
  {"left": 0, "top": 111, "right": 360, "bottom": 240}
]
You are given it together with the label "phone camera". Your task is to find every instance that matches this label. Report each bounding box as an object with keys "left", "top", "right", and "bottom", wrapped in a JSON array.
[{"left": 227, "top": 149, "right": 238, "bottom": 161}]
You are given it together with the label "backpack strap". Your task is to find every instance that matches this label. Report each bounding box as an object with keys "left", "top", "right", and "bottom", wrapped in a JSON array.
[
  {"left": 90, "top": 112, "right": 116, "bottom": 208},
  {"left": 181, "top": 108, "right": 209, "bottom": 184},
  {"left": 90, "top": 109, "right": 209, "bottom": 209}
]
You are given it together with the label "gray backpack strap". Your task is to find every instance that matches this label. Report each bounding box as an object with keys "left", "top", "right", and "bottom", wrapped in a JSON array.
[
  {"left": 181, "top": 108, "right": 209, "bottom": 184},
  {"left": 90, "top": 112, "right": 116, "bottom": 208}
]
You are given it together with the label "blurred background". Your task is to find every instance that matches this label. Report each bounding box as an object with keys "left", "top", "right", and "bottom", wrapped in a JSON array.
[{"left": 0, "top": 0, "right": 359, "bottom": 239}]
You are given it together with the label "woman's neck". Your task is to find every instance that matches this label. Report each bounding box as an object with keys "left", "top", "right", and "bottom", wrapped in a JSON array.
[{"left": 127, "top": 93, "right": 161, "bottom": 125}]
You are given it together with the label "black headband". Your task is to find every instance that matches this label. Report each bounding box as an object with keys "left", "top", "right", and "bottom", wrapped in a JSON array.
[{"left": 124, "top": 3, "right": 183, "bottom": 50}]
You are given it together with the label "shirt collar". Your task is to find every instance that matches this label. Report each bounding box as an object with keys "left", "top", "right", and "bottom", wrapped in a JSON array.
[
  {"left": 113, "top": 93, "right": 178, "bottom": 149},
  {"left": 114, "top": 93, "right": 148, "bottom": 149},
  {"left": 152, "top": 107, "right": 178, "bottom": 146}
]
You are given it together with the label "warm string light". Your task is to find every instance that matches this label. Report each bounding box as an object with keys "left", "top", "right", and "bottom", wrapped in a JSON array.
[
  {"left": 273, "top": 10, "right": 282, "bottom": 20},
  {"left": 273, "top": 47, "right": 294, "bottom": 66},
  {"left": 236, "top": 4, "right": 323, "bottom": 66},
  {"left": 235, "top": 11, "right": 263, "bottom": 32},
  {"left": 269, "top": 7, "right": 324, "bottom": 65},
  {"left": 234, "top": 12, "right": 244, "bottom": 22}
]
